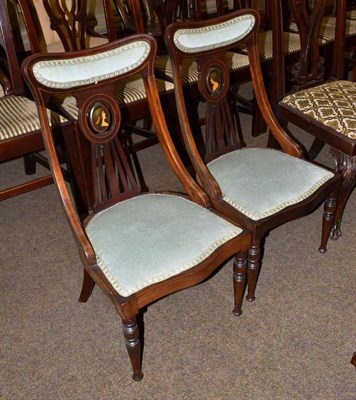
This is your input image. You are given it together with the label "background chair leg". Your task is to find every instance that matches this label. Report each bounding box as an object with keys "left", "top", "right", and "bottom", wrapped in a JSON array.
[
  {"left": 319, "top": 191, "right": 337, "bottom": 253},
  {"left": 307, "top": 138, "right": 326, "bottom": 160},
  {"left": 232, "top": 252, "right": 247, "bottom": 316},
  {"left": 122, "top": 317, "right": 143, "bottom": 381},
  {"left": 246, "top": 241, "right": 261, "bottom": 302},
  {"left": 24, "top": 154, "right": 37, "bottom": 175},
  {"left": 79, "top": 268, "right": 95, "bottom": 302}
]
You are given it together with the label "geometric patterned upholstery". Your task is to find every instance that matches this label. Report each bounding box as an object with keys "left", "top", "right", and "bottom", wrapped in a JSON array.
[
  {"left": 281, "top": 80, "right": 356, "bottom": 140},
  {"left": 0, "top": 94, "right": 66, "bottom": 140},
  {"left": 207, "top": 148, "right": 335, "bottom": 221},
  {"left": 154, "top": 52, "right": 249, "bottom": 84},
  {"left": 85, "top": 193, "right": 243, "bottom": 297}
]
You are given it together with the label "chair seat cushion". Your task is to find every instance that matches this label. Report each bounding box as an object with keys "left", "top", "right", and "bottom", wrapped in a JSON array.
[
  {"left": 207, "top": 148, "right": 334, "bottom": 221},
  {"left": 280, "top": 80, "right": 356, "bottom": 140},
  {"left": 0, "top": 95, "right": 66, "bottom": 140},
  {"left": 289, "top": 16, "right": 356, "bottom": 43},
  {"left": 59, "top": 74, "right": 174, "bottom": 119},
  {"left": 154, "top": 52, "right": 249, "bottom": 84},
  {"left": 85, "top": 194, "right": 242, "bottom": 297}
]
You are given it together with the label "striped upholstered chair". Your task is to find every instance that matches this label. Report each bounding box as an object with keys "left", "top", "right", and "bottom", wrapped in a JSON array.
[
  {"left": 0, "top": 0, "right": 69, "bottom": 201},
  {"left": 22, "top": 34, "right": 251, "bottom": 380},
  {"left": 164, "top": 9, "right": 342, "bottom": 311}
]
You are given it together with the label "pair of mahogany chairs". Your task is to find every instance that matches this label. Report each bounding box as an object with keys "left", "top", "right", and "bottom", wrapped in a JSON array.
[{"left": 21, "top": 6, "right": 342, "bottom": 380}]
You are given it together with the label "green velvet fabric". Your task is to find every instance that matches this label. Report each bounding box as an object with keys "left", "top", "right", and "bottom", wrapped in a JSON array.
[
  {"left": 85, "top": 194, "right": 242, "bottom": 297},
  {"left": 207, "top": 148, "right": 335, "bottom": 221}
]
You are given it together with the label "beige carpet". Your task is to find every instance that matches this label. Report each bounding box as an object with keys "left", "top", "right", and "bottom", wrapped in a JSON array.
[{"left": 1, "top": 113, "right": 355, "bottom": 399}]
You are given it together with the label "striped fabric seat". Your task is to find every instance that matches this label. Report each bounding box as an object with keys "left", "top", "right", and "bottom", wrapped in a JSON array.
[
  {"left": 290, "top": 16, "right": 356, "bottom": 44},
  {"left": 347, "top": 9, "right": 356, "bottom": 20},
  {"left": 0, "top": 94, "right": 66, "bottom": 140},
  {"left": 59, "top": 74, "right": 174, "bottom": 120},
  {"left": 238, "top": 30, "right": 301, "bottom": 60},
  {"left": 154, "top": 52, "right": 249, "bottom": 84}
]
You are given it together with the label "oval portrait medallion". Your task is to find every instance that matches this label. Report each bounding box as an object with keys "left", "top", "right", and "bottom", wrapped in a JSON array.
[
  {"left": 206, "top": 67, "right": 222, "bottom": 95},
  {"left": 89, "top": 102, "right": 112, "bottom": 134}
]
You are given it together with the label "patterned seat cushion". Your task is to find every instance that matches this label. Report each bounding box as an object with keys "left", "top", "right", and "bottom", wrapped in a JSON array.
[
  {"left": 59, "top": 74, "right": 174, "bottom": 119},
  {"left": 0, "top": 94, "right": 66, "bottom": 140},
  {"left": 280, "top": 80, "right": 356, "bottom": 140},
  {"left": 154, "top": 52, "right": 249, "bottom": 84},
  {"left": 207, "top": 148, "right": 334, "bottom": 221},
  {"left": 85, "top": 194, "right": 242, "bottom": 297}
]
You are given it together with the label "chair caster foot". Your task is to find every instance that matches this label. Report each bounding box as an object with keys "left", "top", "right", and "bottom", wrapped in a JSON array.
[
  {"left": 132, "top": 372, "right": 143, "bottom": 381},
  {"left": 318, "top": 246, "right": 327, "bottom": 254},
  {"left": 246, "top": 295, "right": 255, "bottom": 302},
  {"left": 233, "top": 307, "right": 242, "bottom": 316}
]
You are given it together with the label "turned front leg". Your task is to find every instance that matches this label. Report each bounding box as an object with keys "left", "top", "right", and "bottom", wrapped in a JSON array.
[
  {"left": 122, "top": 317, "right": 143, "bottom": 381},
  {"left": 246, "top": 242, "right": 261, "bottom": 302},
  {"left": 232, "top": 252, "right": 247, "bottom": 316},
  {"left": 319, "top": 191, "right": 337, "bottom": 253}
]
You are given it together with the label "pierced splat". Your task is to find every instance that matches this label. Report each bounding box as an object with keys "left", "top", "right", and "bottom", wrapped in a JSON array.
[
  {"left": 288, "top": 0, "right": 327, "bottom": 89},
  {"left": 198, "top": 60, "right": 241, "bottom": 162},
  {"left": 43, "top": 0, "right": 89, "bottom": 51},
  {"left": 75, "top": 94, "right": 140, "bottom": 213}
]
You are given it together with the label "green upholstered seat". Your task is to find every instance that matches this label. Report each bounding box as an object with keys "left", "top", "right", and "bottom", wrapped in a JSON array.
[
  {"left": 85, "top": 194, "right": 242, "bottom": 297},
  {"left": 281, "top": 81, "right": 356, "bottom": 140},
  {"left": 207, "top": 148, "right": 335, "bottom": 221}
]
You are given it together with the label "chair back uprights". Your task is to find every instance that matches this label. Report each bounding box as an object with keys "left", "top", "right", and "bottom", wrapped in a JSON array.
[
  {"left": 22, "top": 34, "right": 252, "bottom": 380},
  {"left": 165, "top": 10, "right": 301, "bottom": 171},
  {"left": 22, "top": 35, "right": 209, "bottom": 214}
]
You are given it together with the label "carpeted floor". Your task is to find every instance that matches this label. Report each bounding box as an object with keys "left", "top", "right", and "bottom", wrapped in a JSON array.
[{"left": 1, "top": 112, "right": 355, "bottom": 399}]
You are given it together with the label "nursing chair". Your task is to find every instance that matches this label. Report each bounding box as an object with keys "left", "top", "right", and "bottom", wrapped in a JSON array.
[
  {"left": 164, "top": 9, "right": 342, "bottom": 310},
  {"left": 22, "top": 34, "right": 251, "bottom": 380},
  {"left": 272, "top": 0, "right": 356, "bottom": 238}
]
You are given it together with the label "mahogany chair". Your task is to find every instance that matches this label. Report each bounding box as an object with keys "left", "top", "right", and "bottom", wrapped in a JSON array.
[
  {"left": 22, "top": 34, "right": 251, "bottom": 380},
  {"left": 164, "top": 9, "right": 342, "bottom": 311},
  {"left": 272, "top": 0, "right": 356, "bottom": 238},
  {"left": 0, "top": 0, "right": 69, "bottom": 201},
  {"left": 16, "top": 0, "right": 175, "bottom": 190}
]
